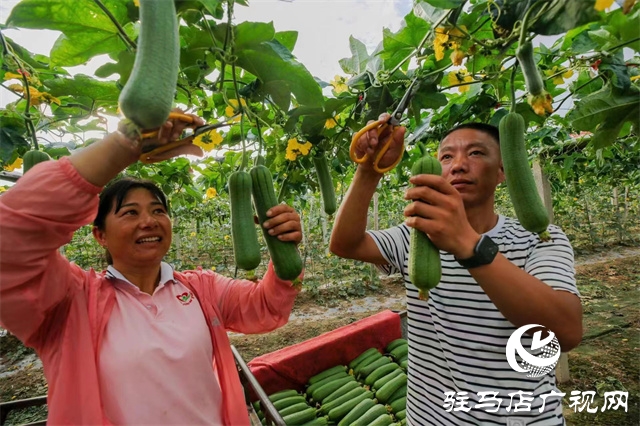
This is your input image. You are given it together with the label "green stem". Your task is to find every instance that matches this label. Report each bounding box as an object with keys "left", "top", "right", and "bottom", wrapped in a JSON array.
[
  {"left": 608, "top": 36, "right": 640, "bottom": 53},
  {"left": 231, "top": 62, "right": 247, "bottom": 170},
  {"left": 517, "top": 0, "right": 552, "bottom": 47},
  {"left": 19, "top": 71, "right": 38, "bottom": 149},
  {"left": 218, "top": 0, "right": 234, "bottom": 92},
  {"left": 93, "top": 0, "right": 136, "bottom": 50},
  {"left": 510, "top": 63, "right": 518, "bottom": 113}
]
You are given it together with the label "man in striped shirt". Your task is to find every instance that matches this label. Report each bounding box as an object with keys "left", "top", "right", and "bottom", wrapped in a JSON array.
[{"left": 330, "top": 118, "right": 582, "bottom": 425}]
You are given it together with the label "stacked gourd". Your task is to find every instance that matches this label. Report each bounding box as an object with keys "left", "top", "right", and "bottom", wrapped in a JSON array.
[
  {"left": 253, "top": 389, "right": 322, "bottom": 425},
  {"left": 253, "top": 338, "right": 409, "bottom": 425}
]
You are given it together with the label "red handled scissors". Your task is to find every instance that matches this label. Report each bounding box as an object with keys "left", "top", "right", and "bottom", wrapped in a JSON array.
[
  {"left": 349, "top": 78, "right": 420, "bottom": 173},
  {"left": 139, "top": 112, "right": 238, "bottom": 163}
]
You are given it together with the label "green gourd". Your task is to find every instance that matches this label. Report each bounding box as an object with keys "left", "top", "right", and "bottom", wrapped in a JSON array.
[
  {"left": 228, "top": 171, "right": 261, "bottom": 270},
  {"left": 250, "top": 165, "right": 304, "bottom": 280},
  {"left": 499, "top": 112, "right": 550, "bottom": 241},
  {"left": 118, "top": 0, "right": 180, "bottom": 131},
  {"left": 408, "top": 150, "right": 442, "bottom": 300},
  {"left": 22, "top": 150, "right": 51, "bottom": 174}
]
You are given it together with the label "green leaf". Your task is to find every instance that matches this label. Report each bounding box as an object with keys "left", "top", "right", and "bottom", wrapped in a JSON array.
[
  {"left": 569, "top": 84, "right": 640, "bottom": 148},
  {"left": 275, "top": 31, "right": 298, "bottom": 53},
  {"left": 234, "top": 21, "right": 275, "bottom": 49},
  {"left": 0, "top": 127, "right": 29, "bottom": 163},
  {"left": 531, "top": 0, "right": 600, "bottom": 35},
  {"left": 567, "top": 30, "right": 600, "bottom": 55},
  {"left": 598, "top": 51, "right": 632, "bottom": 91},
  {"left": 590, "top": 113, "right": 635, "bottom": 149},
  {"left": 338, "top": 36, "right": 370, "bottom": 75},
  {"left": 420, "top": 0, "right": 464, "bottom": 9},
  {"left": 43, "top": 74, "right": 120, "bottom": 106},
  {"left": 94, "top": 50, "right": 135, "bottom": 85},
  {"left": 379, "top": 12, "right": 430, "bottom": 71},
  {"left": 7, "top": 0, "right": 133, "bottom": 66},
  {"left": 413, "top": 0, "right": 449, "bottom": 25},
  {"left": 235, "top": 40, "right": 323, "bottom": 109},
  {"left": 608, "top": 8, "right": 640, "bottom": 52},
  {"left": 587, "top": 28, "right": 619, "bottom": 51}
]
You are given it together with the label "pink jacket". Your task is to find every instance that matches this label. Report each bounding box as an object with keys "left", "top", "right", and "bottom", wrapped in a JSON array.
[{"left": 0, "top": 157, "right": 301, "bottom": 425}]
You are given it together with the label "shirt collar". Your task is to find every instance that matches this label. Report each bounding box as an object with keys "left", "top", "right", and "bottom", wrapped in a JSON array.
[{"left": 105, "top": 262, "right": 176, "bottom": 288}]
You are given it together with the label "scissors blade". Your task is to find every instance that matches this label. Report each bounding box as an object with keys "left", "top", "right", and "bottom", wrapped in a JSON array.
[
  {"left": 390, "top": 78, "right": 420, "bottom": 124},
  {"left": 186, "top": 114, "right": 240, "bottom": 138}
]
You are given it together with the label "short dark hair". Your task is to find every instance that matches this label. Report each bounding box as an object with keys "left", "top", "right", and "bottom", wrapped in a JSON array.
[
  {"left": 94, "top": 177, "right": 169, "bottom": 230},
  {"left": 93, "top": 177, "right": 169, "bottom": 264},
  {"left": 441, "top": 122, "right": 500, "bottom": 146}
]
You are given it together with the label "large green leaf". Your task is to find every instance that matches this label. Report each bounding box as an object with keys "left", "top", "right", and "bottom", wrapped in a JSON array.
[
  {"left": 568, "top": 84, "right": 640, "bottom": 147},
  {"left": 94, "top": 50, "right": 135, "bottom": 85},
  {"left": 598, "top": 51, "right": 632, "bottom": 91},
  {"left": 235, "top": 39, "right": 323, "bottom": 109},
  {"left": 234, "top": 21, "right": 275, "bottom": 49},
  {"left": 379, "top": 12, "right": 431, "bottom": 71},
  {"left": 275, "top": 31, "right": 298, "bottom": 53},
  {"left": 338, "top": 36, "right": 370, "bottom": 75},
  {"left": 413, "top": 0, "right": 449, "bottom": 25},
  {"left": 7, "top": 0, "right": 133, "bottom": 66},
  {"left": 609, "top": 8, "right": 640, "bottom": 52},
  {"left": 43, "top": 74, "right": 120, "bottom": 106}
]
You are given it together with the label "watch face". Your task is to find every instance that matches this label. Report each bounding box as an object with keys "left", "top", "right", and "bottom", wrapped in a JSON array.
[{"left": 477, "top": 236, "right": 499, "bottom": 263}]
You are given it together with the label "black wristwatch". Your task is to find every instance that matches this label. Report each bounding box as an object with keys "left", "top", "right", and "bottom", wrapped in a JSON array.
[{"left": 456, "top": 235, "right": 499, "bottom": 269}]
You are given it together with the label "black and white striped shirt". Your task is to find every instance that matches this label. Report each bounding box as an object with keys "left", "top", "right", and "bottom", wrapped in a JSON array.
[{"left": 368, "top": 215, "right": 579, "bottom": 426}]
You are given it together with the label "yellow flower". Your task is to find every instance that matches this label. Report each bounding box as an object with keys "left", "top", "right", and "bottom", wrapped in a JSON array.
[
  {"left": 4, "top": 157, "right": 22, "bottom": 172},
  {"left": 190, "top": 231, "right": 196, "bottom": 237},
  {"left": 224, "top": 235, "right": 230, "bottom": 241},
  {"left": 297, "top": 141, "right": 312, "bottom": 155},
  {"left": 285, "top": 138, "right": 312, "bottom": 161},
  {"left": 545, "top": 66, "right": 574, "bottom": 85},
  {"left": 193, "top": 130, "right": 223, "bottom": 152},
  {"left": 450, "top": 49, "right": 466, "bottom": 66},
  {"left": 225, "top": 99, "right": 246, "bottom": 121},
  {"left": 0, "top": 186, "right": 7, "bottom": 193},
  {"left": 594, "top": 0, "right": 614, "bottom": 11},
  {"left": 434, "top": 28, "right": 449, "bottom": 61},
  {"left": 205, "top": 187, "right": 217, "bottom": 199},
  {"left": 324, "top": 117, "right": 338, "bottom": 130},
  {"left": 528, "top": 92, "right": 554, "bottom": 116},
  {"left": 434, "top": 26, "right": 467, "bottom": 61},
  {"left": 447, "top": 26, "right": 466, "bottom": 49},
  {"left": 447, "top": 69, "right": 474, "bottom": 93},
  {"left": 329, "top": 75, "right": 348, "bottom": 94},
  {"left": 4, "top": 72, "right": 22, "bottom": 80},
  {"left": 630, "top": 75, "right": 640, "bottom": 82},
  {"left": 7, "top": 84, "right": 59, "bottom": 105},
  {"left": 210, "top": 266, "right": 216, "bottom": 271}
]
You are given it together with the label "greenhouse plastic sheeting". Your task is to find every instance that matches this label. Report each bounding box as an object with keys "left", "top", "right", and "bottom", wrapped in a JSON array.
[{"left": 247, "top": 309, "right": 402, "bottom": 397}]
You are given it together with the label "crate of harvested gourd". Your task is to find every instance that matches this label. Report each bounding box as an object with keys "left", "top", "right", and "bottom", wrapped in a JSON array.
[{"left": 238, "top": 310, "right": 409, "bottom": 426}]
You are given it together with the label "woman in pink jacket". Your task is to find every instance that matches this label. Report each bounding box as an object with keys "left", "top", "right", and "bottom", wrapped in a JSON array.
[{"left": 0, "top": 114, "right": 303, "bottom": 425}]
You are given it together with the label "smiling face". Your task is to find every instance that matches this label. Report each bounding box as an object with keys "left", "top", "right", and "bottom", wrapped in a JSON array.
[
  {"left": 93, "top": 188, "right": 172, "bottom": 270},
  {"left": 438, "top": 128, "right": 505, "bottom": 209}
]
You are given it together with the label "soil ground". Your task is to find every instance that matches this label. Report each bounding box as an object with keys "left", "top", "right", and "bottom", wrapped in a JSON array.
[{"left": 1, "top": 246, "right": 639, "bottom": 425}]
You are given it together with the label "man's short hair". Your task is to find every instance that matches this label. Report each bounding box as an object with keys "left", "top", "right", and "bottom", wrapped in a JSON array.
[{"left": 441, "top": 122, "right": 500, "bottom": 146}]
